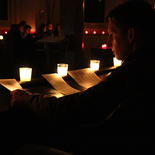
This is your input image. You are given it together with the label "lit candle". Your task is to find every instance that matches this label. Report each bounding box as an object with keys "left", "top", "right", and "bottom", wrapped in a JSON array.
[
  {"left": 113, "top": 57, "right": 122, "bottom": 66},
  {"left": 85, "top": 30, "right": 88, "bottom": 34},
  {"left": 19, "top": 67, "right": 32, "bottom": 82},
  {"left": 102, "top": 31, "right": 105, "bottom": 34},
  {"left": 57, "top": 63, "right": 68, "bottom": 76},
  {"left": 0, "top": 35, "right": 3, "bottom": 40},
  {"left": 82, "top": 42, "right": 85, "bottom": 49},
  {"left": 93, "top": 31, "right": 96, "bottom": 34},
  {"left": 90, "top": 60, "right": 100, "bottom": 71},
  {"left": 101, "top": 44, "right": 107, "bottom": 49}
]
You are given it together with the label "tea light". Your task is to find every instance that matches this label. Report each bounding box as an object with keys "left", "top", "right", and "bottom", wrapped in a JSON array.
[
  {"left": 0, "top": 35, "right": 3, "bottom": 40},
  {"left": 113, "top": 57, "right": 122, "bottom": 66},
  {"left": 90, "top": 60, "right": 100, "bottom": 71},
  {"left": 101, "top": 44, "right": 107, "bottom": 49},
  {"left": 57, "top": 63, "right": 68, "bottom": 76},
  {"left": 93, "top": 31, "right": 96, "bottom": 34},
  {"left": 19, "top": 67, "right": 32, "bottom": 82}
]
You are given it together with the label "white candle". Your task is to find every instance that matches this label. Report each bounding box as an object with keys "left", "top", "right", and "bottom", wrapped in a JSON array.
[
  {"left": 0, "top": 35, "right": 3, "bottom": 40},
  {"left": 90, "top": 60, "right": 100, "bottom": 71},
  {"left": 113, "top": 57, "right": 122, "bottom": 66},
  {"left": 19, "top": 67, "right": 32, "bottom": 82},
  {"left": 57, "top": 64, "right": 68, "bottom": 76}
]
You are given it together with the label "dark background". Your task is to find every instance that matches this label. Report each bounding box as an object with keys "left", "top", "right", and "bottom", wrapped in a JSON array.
[
  {"left": 84, "top": 0, "right": 105, "bottom": 23},
  {"left": 0, "top": 0, "right": 8, "bottom": 20}
]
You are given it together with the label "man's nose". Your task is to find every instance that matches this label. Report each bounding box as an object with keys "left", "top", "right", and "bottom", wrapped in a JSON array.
[
  {"left": 106, "top": 40, "right": 112, "bottom": 48},
  {"left": 106, "top": 36, "right": 112, "bottom": 48}
]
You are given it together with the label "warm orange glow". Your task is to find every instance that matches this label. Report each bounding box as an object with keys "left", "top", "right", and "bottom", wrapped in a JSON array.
[
  {"left": 101, "top": 44, "right": 107, "bottom": 49},
  {"left": 113, "top": 57, "right": 122, "bottom": 66},
  {"left": 90, "top": 60, "right": 100, "bottom": 71},
  {"left": 19, "top": 67, "right": 32, "bottom": 82},
  {"left": 82, "top": 43, "right": 85, "bottom": 49},
  {"left": 57, "top": 64, "right": 68, "bottom": 76},
  {"left": 0, "top": 35, "right": 3, "bottom": 40}
]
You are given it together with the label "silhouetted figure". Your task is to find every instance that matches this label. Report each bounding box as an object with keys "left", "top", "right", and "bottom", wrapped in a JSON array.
[
  {"left": 21, "top": 25, "right": 35, "bottom": 66},
  {"left": 53, "top": 23, "right": 61, "bottom": 36},
  {"left": 44, "top": 22, "right": 54, "bottom": 37},
  {"left": 34, "top": 23, "right": 47, "bottom": 40},
  {"left": 19, "top": 20, "right": 27, "bottom": 29}
]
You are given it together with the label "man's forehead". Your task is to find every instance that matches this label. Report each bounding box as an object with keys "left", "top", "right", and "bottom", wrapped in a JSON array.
[{"left": 107, "top": 18, "right": 121, "bottom": 33}]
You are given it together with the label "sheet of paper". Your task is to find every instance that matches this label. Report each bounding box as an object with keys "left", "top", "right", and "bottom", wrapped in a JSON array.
[
  {"left": 0, "top": 79, "right": 23, "bottom": 91},
  {"left": 68, "top": 68, "right": 101, "bottom": 89},
  {"left": 43, "top": 89, "right": 64, "bottom": 98},
  {"left": 42, "top": 73, "right": 80, "bottom": 95}
]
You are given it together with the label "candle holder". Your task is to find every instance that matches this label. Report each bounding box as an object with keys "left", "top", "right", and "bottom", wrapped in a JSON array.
[
  {"left": 57, "top": 63, "right": 68, "bottom": 76},
  {"left": 19, "top": 67, "right": 32, "bottom": 82},
  {"left": 90, "top": 60, "right": 100, "bottom": 71}
]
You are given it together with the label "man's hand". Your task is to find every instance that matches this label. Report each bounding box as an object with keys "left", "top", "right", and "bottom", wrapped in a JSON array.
[{"left": 10, "top": 89, "right": 32, "bottom": 107}]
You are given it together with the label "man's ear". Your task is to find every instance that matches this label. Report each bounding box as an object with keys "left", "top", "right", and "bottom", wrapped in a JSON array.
[{"left": 128, "top": 28, "right": 135, "bottom": 43}]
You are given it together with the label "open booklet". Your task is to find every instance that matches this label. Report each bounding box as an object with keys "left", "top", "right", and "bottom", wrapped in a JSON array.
[
  {"left": 0, "top": 79, "right": 23, "bottom": 91},
  {"left": 42, "top": 68, "right": 102, "bottom": 97},
  {"left": 68, "top": 68, "right": 102, "bottom": 89},
  {"left": 0, "top": 78, "right": 63, "bottom": 98},
  {"left": 42, "top": 73, "right": 81, "bottom": 96},
  {"left": 0, "top": 79, "right": 23, "bottom": 112}
]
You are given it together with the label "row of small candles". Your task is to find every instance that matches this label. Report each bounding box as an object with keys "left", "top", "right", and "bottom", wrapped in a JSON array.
[
  {"left": 19, "top": 64, "right": 69, "bottom": 82},
  {"left": 84, "top": 30, "right": 106, "bottom": 35},
  {"left": 19, "top": 58, "right": 122, "bottom": 82}
]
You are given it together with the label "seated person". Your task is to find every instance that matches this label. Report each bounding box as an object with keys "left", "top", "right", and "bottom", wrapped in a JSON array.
[
  {"left": 20, "top": 25, "right": 35, "bottom": 66},
  {"left": 22, "top": 25, "right": 32, "bottom": 39},
  {"left": 44, "top": 22, "right": 54, "bottom": 37},
  {"left": 34, "top": 23, "right": 47, "bottom": 40},
  {"left": 53, "top": 23, "right": 61, "bottom": 36},
  {"left": 19, "top": 20, "right": 27, "bottom": 28}
]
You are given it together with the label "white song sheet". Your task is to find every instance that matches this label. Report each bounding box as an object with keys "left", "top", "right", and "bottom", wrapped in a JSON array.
[
  {"left": 0, "top": 79, "right": 23, "bottom": 91},
  {"left": 42, "top": 73, "right": 80, "bottom": 96},
  {"left": 68, "top": 68, "right": 101, "bottom": 89}
]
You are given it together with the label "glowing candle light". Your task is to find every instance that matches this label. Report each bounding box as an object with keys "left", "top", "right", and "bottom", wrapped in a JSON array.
[
  {"left": 4, "top": 31, "right": 7, "bottom": 34},
  {"left": 101, "top": 44, "right": 107, "bottom": 49},
  {"left": 113, "top": 57, "right": 122, "bottom": 66},
  {"left": 0, "top": 35, "right": 3, "bottom": 40},
  {"left": 85, "top": 30, "right": 88, "bottom": 34},
  {"left": 90, "top": 60, "right": 100, "bottom": 71},
  {"left": 19, "top": 67, "right": 32, "bottom": 82},
  {"left": 57, "top": 63, "right": 68, "bottom": 76},
  {"left": 82, "top": 43, "right": 85, "bottom": 49},
  {"left": 102, "top": 31, "right": 105, "bottom": 34},
  {"left": 93, "top": 31, "right": 96, "bottom": 34}
]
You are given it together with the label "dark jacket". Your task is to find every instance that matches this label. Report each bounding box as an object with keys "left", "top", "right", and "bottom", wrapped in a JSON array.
[{"left": 19, "top": 44, "right": 155, "bottom": 154}]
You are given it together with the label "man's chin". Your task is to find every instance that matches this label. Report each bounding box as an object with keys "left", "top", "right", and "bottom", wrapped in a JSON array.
[{"left": 114, "top": 56, "right": 122, "bottom": 60}]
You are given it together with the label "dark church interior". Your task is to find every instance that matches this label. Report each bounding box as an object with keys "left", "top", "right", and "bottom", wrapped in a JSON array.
[{"left": 1, "top": 0, "right": 155, "bottom": 154}]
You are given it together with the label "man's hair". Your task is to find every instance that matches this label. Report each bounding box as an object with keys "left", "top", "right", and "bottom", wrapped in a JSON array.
[
  {"left": 107, "top": 0, "right": 155, "bottom": 41},
  {"left": 24, "top": 25, "right": 31, "bottom": 30}
]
